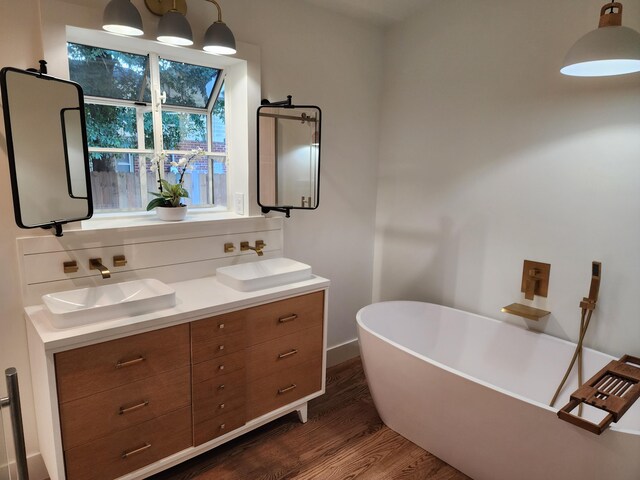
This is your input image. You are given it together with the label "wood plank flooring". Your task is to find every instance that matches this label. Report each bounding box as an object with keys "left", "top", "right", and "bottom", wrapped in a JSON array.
[{"left": 149, "top": 357, "right": 470, "bottom": 480}]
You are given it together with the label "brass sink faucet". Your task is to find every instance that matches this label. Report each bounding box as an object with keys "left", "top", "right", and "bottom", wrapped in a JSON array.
[
  {"left": 89, "top": 258, "right": 111, "bottom": 279},
  {"left": 240, "top": 240, "right": 266, "bottom": 256}
]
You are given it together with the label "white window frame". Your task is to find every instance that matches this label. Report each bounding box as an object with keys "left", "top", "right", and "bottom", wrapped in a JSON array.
[
  {"left": 51, "top": 26, "right": 260, "bottom": 226},
  {"left": 68, "top": 40, "right": 228, "bottom": 212}
]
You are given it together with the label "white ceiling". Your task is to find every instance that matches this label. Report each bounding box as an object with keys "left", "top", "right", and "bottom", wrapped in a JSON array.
[{"left": 301, "top": 0, "right": 430, "bottom": 26}]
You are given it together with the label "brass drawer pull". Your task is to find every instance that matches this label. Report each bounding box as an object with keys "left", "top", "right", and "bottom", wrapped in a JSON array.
[
  {"left": 218, "top": 384, "right": 225, "bottom": 390},
  {"left": 119, "top": 400, "right": 149, "bottom": 415},
  {"left": 278, "top": 314, "right": 298, "bottom": 324},
  {"left": 115, "top": 356, "right": 145, "bottom": 369},
  {"left": 277, "top": 384, "right": 297, "bottom": 395},
  {"left": 219, "top": 364, "right": 225, "bottom": 371},
  {"left": 218, "top": 345, "right": 225, "bottom": 351},
  {"left": 278, "top": 349, "right": 298, "bottom": 359},
  {"left": 121, "top": 443, "right": 151, "bottom": 459},
  {"left": 220, "top": 423, "right": 226, "bottom": 430},
  {"left": 218, "top": 323, "right": 225, "bottom": 329},
  {"left": 219, "top": 403, "right": 225, "bottom": 409}
]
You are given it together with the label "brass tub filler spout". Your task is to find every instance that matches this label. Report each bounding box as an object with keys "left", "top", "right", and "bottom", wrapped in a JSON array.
[
  {"left": 241, "top": 240, "right": 266, "bottom": 256},
  {"left": 89, "top": 258, "right": 111, "bottom": 279}
]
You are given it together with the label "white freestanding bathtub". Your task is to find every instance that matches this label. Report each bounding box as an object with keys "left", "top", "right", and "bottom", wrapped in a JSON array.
[{"left": 356, "top": 301, "right": 640, "bottom": 480}]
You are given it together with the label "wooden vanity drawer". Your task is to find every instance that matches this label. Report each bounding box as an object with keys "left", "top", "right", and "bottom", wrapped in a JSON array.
[
  {"left": 192, "top": 351, "right": 246, "bottom": 384},
  {"left": 191, "top": 312, "right": 245, "bottom": 346},
  {"left": 193, "top": 383, "right": 246, "bottom": 425},
  {"left": 246, "top": 291, "right": 324, "bottom": 346},
  {"left": 247, "top": 358, "right": 322, "bottom": 420},
  {"left": 191, "top": 331, "right": 246, "bottom": 365},
  {"left": 63, "top": 406, "right": 192, "bottom": 480},
  {"left": 194, "top": 407, "right": 246, "bottom": 446},
  {"left": 193, "top": 364, "right": 247, "bottom": 396},
  {"left": 246, "top": 325, "right": 323, "bottom": 382},
  {"left": 60, "top": 366, "right": 191, "bottom": 450},
  {"left": 55, "top": 324, "right": 190, "bottom": 403}
]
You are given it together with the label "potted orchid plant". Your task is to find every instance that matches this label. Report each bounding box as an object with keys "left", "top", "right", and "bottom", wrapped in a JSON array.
[{"left": 146, "top": 148, "right": 205, "bottom": 221}]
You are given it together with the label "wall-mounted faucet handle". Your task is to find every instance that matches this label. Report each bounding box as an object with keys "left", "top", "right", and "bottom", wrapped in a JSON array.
[
  {"left": 113, "top": 255, "right": 127, "bottom": 267},
  {"left": 89, "top": 258, "right": 111, "bottom": 279},
  {"left": 224, "top": 243, "right": 235, "bottom": 253},
  {"left": 528, "top": 268, "right": 544, "bottom": 279},
  {"left": 63, "top": 261, "right": 78, "bottom": 274},
  {"left": 521, "top": 260, "right": 550, "bottom": 301}
]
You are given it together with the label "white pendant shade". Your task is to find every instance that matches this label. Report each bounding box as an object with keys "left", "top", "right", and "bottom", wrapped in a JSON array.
[
  {"left": 561, "top": 2, "right": 640, "bottom": 77},
  {"left": 562, "top": 25, "right": 640, "bottom": 76},
  {"left": 103, "top": 0, "right": 144, "bottom": 36}
]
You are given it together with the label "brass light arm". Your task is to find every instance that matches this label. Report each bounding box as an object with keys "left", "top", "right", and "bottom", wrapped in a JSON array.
[{"left": 205, "top": 0, "right": 223, "bottom": 22}]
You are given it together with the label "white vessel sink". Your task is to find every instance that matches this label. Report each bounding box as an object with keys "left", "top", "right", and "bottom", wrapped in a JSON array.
[
  {"left": 42, "top": 279, "right": 176, "bottom": 328},
  {"left": 216, "top": 258, "right": 312, "bottom": 292}
]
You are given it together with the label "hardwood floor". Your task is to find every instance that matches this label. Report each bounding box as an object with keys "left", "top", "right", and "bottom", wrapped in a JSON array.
[{"left": 149, "top": 357, "right": 470, "bottom": 480}]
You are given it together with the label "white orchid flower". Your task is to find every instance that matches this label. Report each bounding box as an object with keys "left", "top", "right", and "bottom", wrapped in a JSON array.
[
  {"left": 170, "top": 160, "right": 179, "bottom": 167},
  {"left": 178, "top": 157, "right": 188, "bottom": 166}
]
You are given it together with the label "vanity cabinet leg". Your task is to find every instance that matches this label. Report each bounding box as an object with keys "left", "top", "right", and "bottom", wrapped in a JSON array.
[{"left": 296, "top": 403, "right": 308, "bottom": 423}]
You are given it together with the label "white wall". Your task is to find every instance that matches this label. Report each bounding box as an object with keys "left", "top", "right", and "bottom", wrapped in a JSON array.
[
  {"left": 0, "top": 1, "right": 49, "bottom": 475},
  {"left": 218, "top": 1, "right": 383, "bottom": 347},
  {"left": 0, "top": 0, "right": 382, "bottom": 475},
  {"left": 374, "top": 0, "right": 640, "bottom": 357}
]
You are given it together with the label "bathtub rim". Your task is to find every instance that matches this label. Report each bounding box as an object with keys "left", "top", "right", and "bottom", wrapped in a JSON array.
[{"left": 356, "top": 300, "right": 639, "bottom": 436}]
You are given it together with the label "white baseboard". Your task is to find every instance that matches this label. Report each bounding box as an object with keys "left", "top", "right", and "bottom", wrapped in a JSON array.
[
  {"left": 7, "top": 453, "right": 48, "bottom": 480},
  {"left": 326, "top": 338, "right": 360, "bottom": 367}
]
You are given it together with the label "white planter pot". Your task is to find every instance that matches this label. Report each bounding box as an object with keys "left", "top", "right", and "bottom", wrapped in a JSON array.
[{"left": 156, "top": 206, "right": 187, "bottom": 221}]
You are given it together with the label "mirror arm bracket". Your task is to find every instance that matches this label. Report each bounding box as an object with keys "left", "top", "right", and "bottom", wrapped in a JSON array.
[
  {"left": 26, "top": 59, "right": 48, "bottom": 75},
  {"left": 261, "top": 95, "right": 293, "bottom": 107},
  {"left": 261, "top": 206, "right": 291, "bottom": 218},
  {"left": 42, "top": 222, "right": 64, "bottom": 237}
]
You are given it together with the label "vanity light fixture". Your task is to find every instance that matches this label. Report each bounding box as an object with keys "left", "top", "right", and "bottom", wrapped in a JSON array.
[
  {"left": 561, "top": 2, "right": 640, "bottom": 76},
  {"left": 202, "top": 0, "right": 236, "bottom": 54},
  {"left": 101, "top": 0, "right": 236, "bottom": 55},
  {"left": 102, "top": 0, "right": 144, "bottom": 36},
  {"left": 156, "top": 3, "right": 194, "bottom": 46}
]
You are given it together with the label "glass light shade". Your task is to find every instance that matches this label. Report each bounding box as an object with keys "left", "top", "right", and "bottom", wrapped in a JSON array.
[
  {"left": 157, "top": 10, "right": 193, "bottom": 46},
  {"left": 561, "top": 25, "right": 640, "bottom": 76},
  {"left": 203, "top": 21, "right": 236, "bottom": 55},
  {"left": 103, "top": 0, "right": 144, "bottom": 36}
]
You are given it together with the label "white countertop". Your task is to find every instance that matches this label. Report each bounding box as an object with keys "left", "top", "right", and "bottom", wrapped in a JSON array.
[{"left": 25, "top": 274, "right": 330, "bottom": 352}]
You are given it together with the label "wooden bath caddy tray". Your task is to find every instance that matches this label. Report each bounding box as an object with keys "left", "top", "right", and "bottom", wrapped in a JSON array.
[{"left": 558, "top": 355, "right": 640, "bottom": 435}]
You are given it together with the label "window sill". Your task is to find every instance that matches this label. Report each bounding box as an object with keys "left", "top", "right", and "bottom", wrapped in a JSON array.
[{"left": 67, "top": 209, "right": 263, "bottom": 235}]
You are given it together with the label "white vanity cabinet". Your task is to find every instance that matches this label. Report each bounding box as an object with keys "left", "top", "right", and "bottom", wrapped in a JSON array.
[{"left": 26, "top": 278, "right": 328, "bottom": 480}]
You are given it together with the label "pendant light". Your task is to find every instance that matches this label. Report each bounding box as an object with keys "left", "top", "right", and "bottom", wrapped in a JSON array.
[
  {"left": 102, "top": 0, "right": 236, "bottom": 55},
  {"left": 102, "top": 0, "right": 144, "bottom": 36},
  {"left": 561, "top": 2, "right": 640, "bottom": 77},
  {"left": 157, "top": 4, "right": 194, "bottom": 46},
  {"left": 203, "top": 0, "right": 236, "bottom": 55}
]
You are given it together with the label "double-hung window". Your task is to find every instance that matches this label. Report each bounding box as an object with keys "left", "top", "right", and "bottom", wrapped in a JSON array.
[{"left": 67, "top": 42, "right": 228, "bottom": 213}]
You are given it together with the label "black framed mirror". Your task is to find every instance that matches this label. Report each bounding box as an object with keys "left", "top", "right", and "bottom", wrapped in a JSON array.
[
  {"left": 257, "top": 98, "right": 321, "bottom": 218},
  {"left": 1, "top": 65, "right": 92, "bottom": 236}
]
